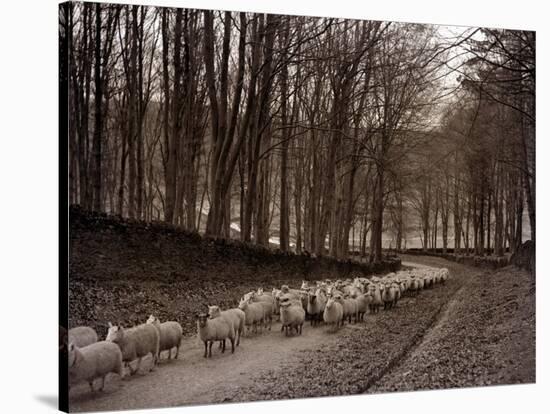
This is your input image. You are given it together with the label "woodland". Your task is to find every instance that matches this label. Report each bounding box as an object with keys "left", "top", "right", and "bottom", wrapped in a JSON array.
[{"left": 60, "top": 3, "right": 535, "bottom": 262}]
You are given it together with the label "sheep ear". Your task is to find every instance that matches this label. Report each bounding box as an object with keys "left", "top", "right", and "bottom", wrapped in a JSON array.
[{"left": 108, "top": 322, "right": 113, "bottom": 328}]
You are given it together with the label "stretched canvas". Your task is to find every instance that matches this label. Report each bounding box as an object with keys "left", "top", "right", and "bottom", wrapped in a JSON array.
[{"left": 59, "top": 1, "right": 536, "bottom": 412}]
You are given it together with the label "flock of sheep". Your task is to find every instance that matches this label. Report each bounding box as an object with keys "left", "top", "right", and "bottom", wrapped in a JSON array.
[{"left": 67, "top": 267, "right": 449, "bottom": 396}]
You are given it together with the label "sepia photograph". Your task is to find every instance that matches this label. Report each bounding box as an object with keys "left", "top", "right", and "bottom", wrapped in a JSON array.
[{"left": 58, "top": 0, "right": 535, "bottom": 412}]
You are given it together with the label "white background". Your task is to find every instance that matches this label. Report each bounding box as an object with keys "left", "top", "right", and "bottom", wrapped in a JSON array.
[{"left": 0, "top": 0, "right": 546, "bottom": 413}]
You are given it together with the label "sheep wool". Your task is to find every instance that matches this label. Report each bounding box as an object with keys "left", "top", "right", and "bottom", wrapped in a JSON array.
[
  {"left": 208, "top": 306, "right": 245, "bottom": 346},
  {"left": 279, "top": 300, "right": 305, "bottom": 336},
  {"left": 146, "top": 315, "right": 183, "bottom": 360},
  {"left": 323, "top": 297, "right": 344, "bottom": 332},
  {"left": 197, "top": 312, "right": 236, "bottom": 358},
  {"left": 307, "top": 289, "right": 327, "bottom": 326},
  {"left": 106, "top": 322, "right": 160, "bottom": 375},
  {"left": 68, "top": 341, "right": 123, "bottom": 392},
  {"left": 238, "top": 298, "right": 266, "bottom": 335},
  {"left": 68, "top": 326, "right": 98, "bottom": 349},
  {"left": 251, "top": 294, "right": 275, "bottom": 330}
]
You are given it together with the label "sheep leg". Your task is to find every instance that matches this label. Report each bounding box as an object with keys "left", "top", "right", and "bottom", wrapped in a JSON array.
[
  {"left": 168, "top": 348, "right": 172, "bottom": 360},
  {"left": 99, "top": 376, "right": 105, "bottom": 391},
  {"left": 129, "top": 361, "right": 138, "bottom": 376},
  {"left": 203, "top": 341, "right": 208, "bottom": 358},
  {"left": 149, "top": 353, "right": 156, "bottom": 372},
  {"left": 175, "top": 345, "right": 180, "bottom": 360},
  {"left": 89, "top": 381, "right": 94, "bottom": 393},
  {"left": 230, "top": 338, "right": 235, "bottom": 354},
  {"left": 135, "top": 357, "right": 142, "bottom": 374},
  {"left": 221, "top": 339, "right": 226, "bottom": 353},
  {"left": 208, "top": 341, "right": 213, "bottom": 358}
]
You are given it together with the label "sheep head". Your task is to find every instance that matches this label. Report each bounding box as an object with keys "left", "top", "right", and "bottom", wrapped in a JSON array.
[
  {"left": 197, "top": 313, "right": 209, "bottom": 327},
  {"left": 106, "top": 324, "right": 124, "bottom": 343},
  {"left": 146, "top": 315, "right": 159, "bottom": 325},
  {"left": 208, "top": 305, "right": 221, "bottom": 318}
]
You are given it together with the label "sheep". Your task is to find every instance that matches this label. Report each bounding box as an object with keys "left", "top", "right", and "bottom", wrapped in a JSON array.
[
  {"left": 424, "top": 274, "right": 433, "bottom": 289},
  {"left": 327, "top": 285, "right": 344, "bottom": 298},
  {"left": 106, "top": 322, "right": 160, "bottom": 375},
  {"left": 368, "top": 284, "right": 383, "bottom": 313},
  {"left": 208, "top": 305, "right": 245, "bottom": 346},
  {"left": 146, "top": 315, "right": 183, "bottom": 361},
  {"left": 382, "top": 283, "right": 397, "bottom": 310},
  {"left": 354, "top": 293, "right": 372, "bottom": 321},
  {"left": 68, "top": 341, "right": 123, "bottom": 392},
  {"left": 335, "top": 294, "right": 359, "bottom": 324},
  {"left": 238, "top": 297, "right": 265, "bottom": 335},
  {"left": 440, "top": 268, "right": 449, "bottom": 284},
  {"left": 416, "top": 277, "right": 425, "bottom": 290},
  {"left": 307, "top": 288, "right": 327, "bottom": 326},
  {"left": 409, "top": 276, "right": 420, "bottom": 296},
  {"left": 390, "top": 283, "right": 401, "bottom": 307},
  {"left": 68, "top": 326, "right": 98, "bottom": 349},
  {"left": 196, "top": 312, "right": 236, "bottom": 358},
  {"left": 343, "top": 284, "right": 362, "bottom": 298},
  {"left": 399, "top": 280, "right": 407, "bottom": 296},
  {"left": 250, "top": 292, "right": 275, "bottom": 330},
  {"left": 279, "top": 298, "right": 305, "bottom": 336},
  {"left": 272, "top": 288, "right": 283, "bottom": 319},
  {"left": 323, "top": 297, "right": 344, "bottom": 332}
]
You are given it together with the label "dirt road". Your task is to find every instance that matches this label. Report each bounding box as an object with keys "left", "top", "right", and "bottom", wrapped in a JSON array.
[
  {"left": 69, "top": 319, "right": 346, "bottom": 412},
  {"left": 69, "top": 256, "right": 535, "bottom": 412}
]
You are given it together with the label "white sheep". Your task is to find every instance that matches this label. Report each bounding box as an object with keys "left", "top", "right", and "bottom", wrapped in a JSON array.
[
  {"left": 382, "top": 283, "right": 396, "bottom": 310},
  {"left": 368, "top": 284, "right": 383, "bottom": 313},
  {"left": 409, "top": 276, "right": 420, "bottom": 296},
  {"left": 272, "top": 288, "right": 283, "bottom": 319},
  {"left": 238, "top": 298, "right": 265, "bottom": 335},
  {"left": 251, "top": 292, "right": 275, "bottom": 330},
  {"left": 323, "top": 296, "right": 344, "bottom": 332},
  {"left": 208, "top": 305, "right": 245, "bottom": 346},
  {"left": 440, "top": 268, "right": 449, "bottom": 284},
  {"left": 279, "top": 298, "right": 305, "bottom": 336},
  {"left": 146, "top": 315, "right": 183, "bottom": 361},
  {"left": 416, "top": 276, "right": 425, "bottom": 290},
  {"left": 68, "top": 326, "right": 98, "bottom": 349},
  {"left": 399, "top": 280, "right": 407, "bottom": 296},
  {"left": 196, "top": 312, "right": 236, "bottom": 358},
  {"left": 306, "top": 288, "right": 327, "bottom": 326},
  {"left": 390, "top": 282, "right": 401, "bottom": 306},
  {"left": 106, "top": 322, "right": 160, "bottom": 375},
  {"left": 68, "top": 341, "right": 123, "bottom": 392},
  {"left": 354, "top": 293, "right": 372, "bottom": 321},
  {"left": 335, "top": 295, "right": 358, "bottom": 324}
]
